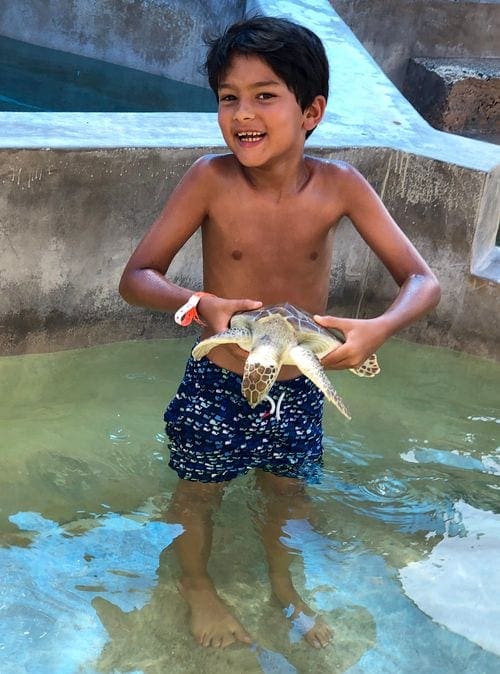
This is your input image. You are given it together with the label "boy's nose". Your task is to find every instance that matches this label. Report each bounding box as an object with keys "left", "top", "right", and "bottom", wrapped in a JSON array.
[{"left": 233, "top": 103, "right": 255, "bottom": 121}]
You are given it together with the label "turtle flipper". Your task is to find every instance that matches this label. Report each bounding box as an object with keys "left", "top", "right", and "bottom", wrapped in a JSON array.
[
  {"left": 242, "top": 345, "right": 282, "bottom": 407},
  {"left": 349, "top": 354, "right": 380, "bottom": 378},
  {"left": 288, "top": 345, "right": 351, "bottom": 420},
  {"left": 192, "top": 327, "right": 252, "bottom": 360},
  {"left": 242, "top": 360, "right": 280, "bottom": 407}
]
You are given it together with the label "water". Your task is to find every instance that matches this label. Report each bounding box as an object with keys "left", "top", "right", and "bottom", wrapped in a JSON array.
[
  {"left": 0, "top": 36, "right": 217, "bottom": 112},
  {"left": 0, "top": 337, "right": 499, "bottom": 674}
]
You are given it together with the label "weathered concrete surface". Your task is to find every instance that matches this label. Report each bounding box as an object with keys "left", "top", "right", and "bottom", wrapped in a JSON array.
[
  {"left": 330, "top": 0, "right": 500, "bottom": 89},
  {"left": 0, "top": 0, "right": 499, "bottom": 359},
  {"left": 321, "top": 148, "right": 500, "bottom": 359},
  {"left": 403, "top": 57, "right": 500, "bottom": 142},
  {"left": 1, "top": 146, "right": 498, "bottom": 359},
  {"left": 0, "top": 148, "right": 206, "bottom": 354},
  {"left": 0, "top": 0, "right": 245, "bottom": 87}
]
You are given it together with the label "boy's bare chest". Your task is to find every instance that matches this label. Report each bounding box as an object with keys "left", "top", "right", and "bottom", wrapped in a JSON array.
[{"left": 205, "top": 196, "right": 337, "bottom": 262}]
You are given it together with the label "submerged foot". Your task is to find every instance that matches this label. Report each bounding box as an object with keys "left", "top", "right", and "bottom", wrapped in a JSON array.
[
  {"left": 271, "top": 575, "right": 333, "bottom": 649},
  {"left": 178, "top": 578, "right": 252, "bottom": 649}
]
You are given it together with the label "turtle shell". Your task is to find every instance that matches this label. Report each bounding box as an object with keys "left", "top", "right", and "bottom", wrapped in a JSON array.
[{"left": 231, "top": 302, "right": 345, "bottom": 344}]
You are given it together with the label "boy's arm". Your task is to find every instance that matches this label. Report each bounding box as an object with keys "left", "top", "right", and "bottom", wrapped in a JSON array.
[
  {"left": 316, "top": 164, "right": 441, "bottom": 370},
  {"left": 119, "top": 156, "right": 261, "bottom": 332}
]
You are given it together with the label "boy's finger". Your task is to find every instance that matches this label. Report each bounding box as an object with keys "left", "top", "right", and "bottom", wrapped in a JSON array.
[
  {"left": 313, "top": 314, "right": 347, "bottom": 329},
  {"left": 321, "top": 343, "right": 352, "bottom": 368},
  {"left": 233, "top": 299, "right": 263, "bottom": 312}
]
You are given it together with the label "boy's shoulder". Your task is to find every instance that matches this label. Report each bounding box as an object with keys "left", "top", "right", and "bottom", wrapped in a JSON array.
[
  {"left": 180, "top": 153, "right": 240, "bottom": 196},
  {"left": 190, "top": 152, "right": 239, "bottom": 178},
  {"left": 306, "top": 154, "right": 358, "bottom": 179},
  {"left": 305, "top": 156, "right": 366, "bottom": 199}
]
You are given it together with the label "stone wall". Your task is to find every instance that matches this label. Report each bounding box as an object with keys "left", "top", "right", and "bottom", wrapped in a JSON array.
[{"left": 403, "top": 57, "right": 500, "bottom": 142}]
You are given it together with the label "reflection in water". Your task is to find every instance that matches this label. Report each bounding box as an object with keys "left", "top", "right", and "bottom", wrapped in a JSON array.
[{"left": 0, "top": 338, "right": 499, "bottom": 673}]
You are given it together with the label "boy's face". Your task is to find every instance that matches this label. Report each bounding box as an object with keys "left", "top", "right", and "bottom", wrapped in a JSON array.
[{"left": 217, "top": 54, "right": 320, "bottom": 169}]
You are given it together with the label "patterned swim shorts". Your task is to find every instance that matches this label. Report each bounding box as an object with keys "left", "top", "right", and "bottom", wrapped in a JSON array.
[{"left": 164, "top": 354, "right": 324, "bottom": 483}]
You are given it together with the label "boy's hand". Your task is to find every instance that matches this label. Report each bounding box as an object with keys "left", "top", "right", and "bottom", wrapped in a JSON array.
[
  {"left": 198, "top": 295, "right": 262, "bottom": 360},
  {"left": 198, "top": 295, "right": 262, "bottom": 332},
  {"left": 314, "top": 314, "right": 388, "bottom": 370}
]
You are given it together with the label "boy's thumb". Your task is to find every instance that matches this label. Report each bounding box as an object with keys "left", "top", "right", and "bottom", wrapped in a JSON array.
[{"left": 239, "top": 299, "right": 263, "bottom": 311}]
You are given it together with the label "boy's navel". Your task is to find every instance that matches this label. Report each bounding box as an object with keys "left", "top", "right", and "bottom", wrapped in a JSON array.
[
  {"left": 310, "top": 251, "right": 319, "bottom": 261},
  {"left": 232, "top": 250, "right": 243, "bottom": 260}
]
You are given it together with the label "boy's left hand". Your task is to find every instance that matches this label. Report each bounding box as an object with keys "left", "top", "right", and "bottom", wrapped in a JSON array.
[{"left": 314, "top": 314, "right": 388, "bottom": 370}]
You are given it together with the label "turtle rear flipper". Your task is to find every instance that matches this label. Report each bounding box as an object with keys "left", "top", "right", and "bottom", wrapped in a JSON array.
[
  {"left": 288, "top": 345, "right": 351, "bottom": 420},
  {"left": 192, "top": 327, "right": 252, "bottom": 360}
]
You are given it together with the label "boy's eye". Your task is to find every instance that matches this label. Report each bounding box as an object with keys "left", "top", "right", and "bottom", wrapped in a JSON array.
[
  {"left": 219, "top": 94, "right": 237, "bottom": 102},
  {"left": 257, "top": 92, "right": 275, "bottom": 100}
]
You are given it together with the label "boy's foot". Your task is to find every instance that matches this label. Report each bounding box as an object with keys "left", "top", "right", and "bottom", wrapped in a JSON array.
[
  {"left": 178, "top": 578, "right": 252, "bottom": 648},
  {"left": 271, "top": 576, "right": 333, "bottom": 649}
]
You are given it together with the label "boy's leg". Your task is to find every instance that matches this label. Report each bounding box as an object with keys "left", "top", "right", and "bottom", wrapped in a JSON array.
[
  {"left": 255, "top": 469, "right": 332, "bottom": 649},
  {"left": 166, "top": 477, "right": 252, "bottom": 648}
]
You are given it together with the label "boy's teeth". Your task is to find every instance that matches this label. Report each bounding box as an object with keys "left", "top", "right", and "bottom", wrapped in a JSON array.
[{"left": 238, "top": 132, "right": 264, "bottom": 141}]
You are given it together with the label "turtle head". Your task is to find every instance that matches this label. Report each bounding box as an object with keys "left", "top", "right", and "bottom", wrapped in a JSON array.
[{"left": 238, "top": 314, "right": 291, "bottom": 407}]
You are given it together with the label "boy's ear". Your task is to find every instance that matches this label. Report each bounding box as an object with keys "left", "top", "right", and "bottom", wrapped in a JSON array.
[{"left": 303, "top": 95, "right": 327, "bottom": 132}]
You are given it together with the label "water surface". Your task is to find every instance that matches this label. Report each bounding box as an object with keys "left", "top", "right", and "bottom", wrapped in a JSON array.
[
  {"left": 0, "top": 338, "right": 499, "bottom": 673},
  {"left": 0, "top": 36, "right": 217, "bottom": 112}
]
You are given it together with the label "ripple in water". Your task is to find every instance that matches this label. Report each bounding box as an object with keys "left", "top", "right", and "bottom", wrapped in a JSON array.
[
  {"left": 317, "top": 467, "right": 463, "bottom": 535},
  {"left": 125, "top": 372, "right": 157, "bottom": 382}
]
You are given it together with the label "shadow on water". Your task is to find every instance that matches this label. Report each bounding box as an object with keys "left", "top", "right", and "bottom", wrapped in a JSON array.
[{"left": 0, "top": 337, "right": 499, "bottom": 673}]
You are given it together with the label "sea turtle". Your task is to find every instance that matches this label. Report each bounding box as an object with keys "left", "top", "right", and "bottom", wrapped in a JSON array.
[{"left": 192, "top": 303, "right": 380, "bottom": 419}]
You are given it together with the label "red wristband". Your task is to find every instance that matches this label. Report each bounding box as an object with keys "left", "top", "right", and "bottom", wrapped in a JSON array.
[{"left": 174, "top": 292, "right": 215, "bottom": 327}]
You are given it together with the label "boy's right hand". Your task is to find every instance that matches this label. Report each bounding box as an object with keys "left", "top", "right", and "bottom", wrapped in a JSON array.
[
  {"left": 198, "top": 295, "right": 262, "bottom": 361},
  {"left": 198, "top": 295, "right": 262, "bottom": 334}
]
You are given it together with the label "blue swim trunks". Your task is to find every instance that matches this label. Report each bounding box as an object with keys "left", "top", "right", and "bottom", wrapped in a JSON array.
[{"left": 164, "top": 354, "right": 324, "bottom": 483}]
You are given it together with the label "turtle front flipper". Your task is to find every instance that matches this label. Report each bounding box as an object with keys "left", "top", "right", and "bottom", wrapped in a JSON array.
[
  {"left": 192, "top": 327, "right": 252, "bottom": 360},
  {"left": 288, "top": 345, "right": 351, "bottom": 420},
  {"left": 349, "top": 354, "right": 380, "bottom": 378}
]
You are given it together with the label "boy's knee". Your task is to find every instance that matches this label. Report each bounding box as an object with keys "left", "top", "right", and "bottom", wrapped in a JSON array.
[
  {"left": 256, "top": 470, "right": 306, "bottom": 498},
  {"left": 171, "top": 478, "right": 226, "bottom": 511}
]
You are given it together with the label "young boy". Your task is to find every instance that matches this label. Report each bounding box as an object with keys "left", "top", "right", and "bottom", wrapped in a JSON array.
[{"left": 119, "top": 17, "right": 440, "bottom": 650}]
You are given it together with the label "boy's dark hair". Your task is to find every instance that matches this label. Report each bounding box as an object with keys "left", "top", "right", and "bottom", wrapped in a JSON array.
[{"left": 204, "top": 16, "right": 329, "bottom": 138}]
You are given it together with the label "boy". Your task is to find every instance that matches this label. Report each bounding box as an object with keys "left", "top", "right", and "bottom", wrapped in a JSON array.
[{"left": 119, "top": 17, "right": 440, "bottom": 650}]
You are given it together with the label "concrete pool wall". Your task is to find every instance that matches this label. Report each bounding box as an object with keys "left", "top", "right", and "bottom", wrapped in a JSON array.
[
  {"left": 329, "top": 0, "right": 500, "bottom": 89},
  {"left": 0, "top": 0, "right": 499, "bottom": 359},
  {"left": 0, "top": 0, "right": 245, "bottom": 88}
]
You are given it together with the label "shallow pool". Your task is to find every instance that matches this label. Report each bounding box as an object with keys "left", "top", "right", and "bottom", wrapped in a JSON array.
[
  {"left": 0, "top": 337, "right": 499, "bottom": 673},
  {"left": 0, "top": 35, "right": 217, "bottom": 112}
]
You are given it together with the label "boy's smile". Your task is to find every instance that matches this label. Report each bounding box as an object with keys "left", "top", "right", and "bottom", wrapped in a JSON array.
[{"left": 217, "top": 54, "right": 317, "bottom": 169}]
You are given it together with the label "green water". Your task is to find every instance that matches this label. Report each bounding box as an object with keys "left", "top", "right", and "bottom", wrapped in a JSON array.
[
  {"left": 0, "top": 337, "right": 499, "bottom": 674},
  {"left": 0, "top": 36, "right": 217, "bottom": 112}
]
